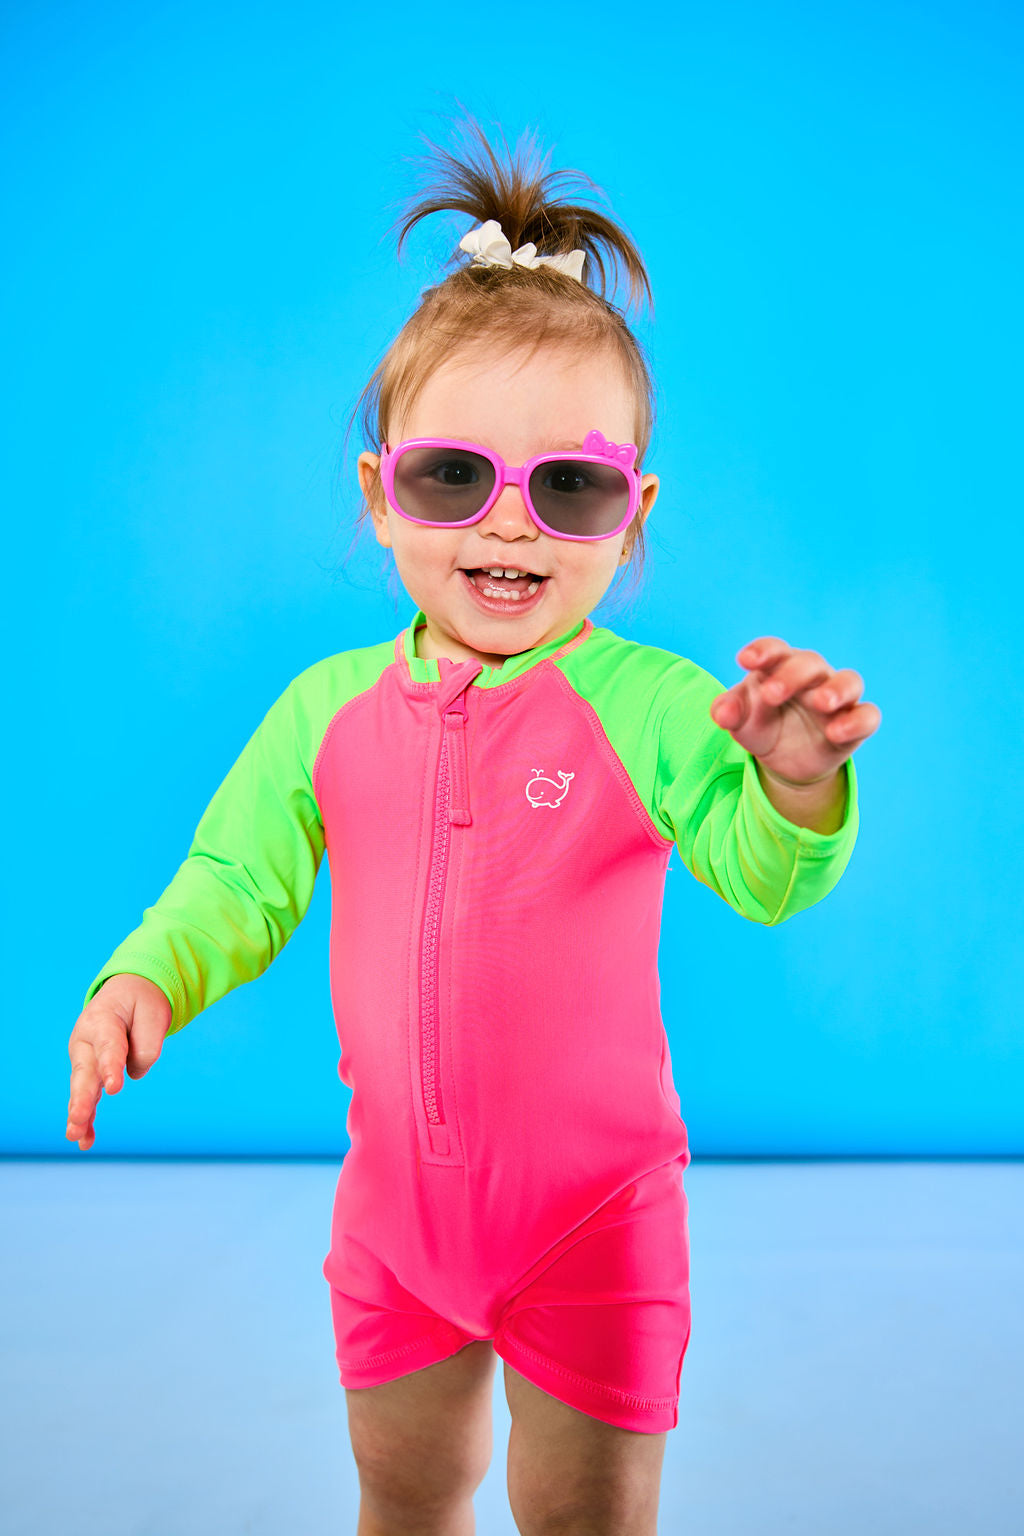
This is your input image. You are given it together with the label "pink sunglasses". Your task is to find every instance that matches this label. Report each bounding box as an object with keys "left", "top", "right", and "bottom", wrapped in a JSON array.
[{"left": 378, "top": 428, "right": 642, "bottom": 542}]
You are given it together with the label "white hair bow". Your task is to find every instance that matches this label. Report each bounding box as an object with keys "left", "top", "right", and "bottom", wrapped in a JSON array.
[{"left": 458, "top": 219, "right": 586, "bottom": 284}]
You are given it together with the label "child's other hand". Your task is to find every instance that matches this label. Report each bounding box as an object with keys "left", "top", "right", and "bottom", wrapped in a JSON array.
[
  {"left": 709, "top": 636, "right": 882, "bottom": 786},
  {"left": 66, "top": 975, "right": 171, "bottom": 1151}
]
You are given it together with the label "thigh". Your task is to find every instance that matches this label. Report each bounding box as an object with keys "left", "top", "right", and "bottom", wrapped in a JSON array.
[
  {"left": 328, "top": 1243, "right": 499, "bottom": 1513},
  {"left": 345, "top": 1340, "right": 498, "bottom": 1510},
  {"left": 504, "top": 1361, "right": 666, "bottom": 1536}
]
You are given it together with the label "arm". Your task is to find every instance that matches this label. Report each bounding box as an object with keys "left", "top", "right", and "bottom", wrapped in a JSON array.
[
  {"left": 81, "top": 675, "right": 326, "bottom": 1035},
  {"left": 755, "top": 760, "right": 848, "bottom": 834},
  {"left": 656, "top": 684, "right": 860, "bottom": 926},
  {"left": 659, "top": 631, "right": 880, "bottom": 922}
]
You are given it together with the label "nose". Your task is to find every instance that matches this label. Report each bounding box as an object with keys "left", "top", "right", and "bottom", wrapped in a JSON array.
[{"left": 477, "top": 481, "right": 540, "bottom": 541}]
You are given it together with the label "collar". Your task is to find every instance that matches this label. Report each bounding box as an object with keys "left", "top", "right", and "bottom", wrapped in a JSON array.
[{"left": 398, "top": 607, "right": 593, "bottom": 688}]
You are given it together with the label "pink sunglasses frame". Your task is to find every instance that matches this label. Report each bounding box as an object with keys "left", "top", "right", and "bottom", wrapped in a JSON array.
[{"left": 378, "top": 428, "right": 643, "bottom": 542}]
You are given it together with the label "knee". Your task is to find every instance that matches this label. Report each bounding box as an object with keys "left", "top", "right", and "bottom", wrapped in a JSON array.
[
  {"left": 508, "top": 1487, "right": 658, "bottom": 1536},
  {"left": 345, "top": 1340, "right": 497, "bottom": 1522},
  {"left": 348, "top": 1404, "right": 491, "bottom": 1520},
  {"left": 351, "top": 1434, "right": 490, "bottom": 1519},
  {"left": 356, "top": 1483, "right": 478, "bottom": 1534}
]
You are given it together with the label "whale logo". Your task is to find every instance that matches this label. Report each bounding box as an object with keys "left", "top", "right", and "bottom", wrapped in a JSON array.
[{"left": 525, "top": 768, "right": 575, "bottom": 808}]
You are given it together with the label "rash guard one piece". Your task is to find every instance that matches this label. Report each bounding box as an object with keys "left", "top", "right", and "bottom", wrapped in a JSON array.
[{"left": 82, "top": 606, "right": 860, "bottom": 1423}]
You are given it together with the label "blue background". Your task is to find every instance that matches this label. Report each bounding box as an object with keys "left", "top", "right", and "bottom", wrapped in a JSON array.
[{"left": 3, "top": 0, "right": 1021, "bottom": 1155}]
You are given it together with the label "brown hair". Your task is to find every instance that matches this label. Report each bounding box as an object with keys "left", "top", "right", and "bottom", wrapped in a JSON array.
[{"left": 334, "top": 115, "right": 659, "bottom": 614}]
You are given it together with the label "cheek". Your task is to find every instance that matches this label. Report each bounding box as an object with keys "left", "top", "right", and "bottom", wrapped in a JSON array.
[
  {"left": 581, "top": 551, "right": 624, "bottom": 586},
  {"left": 398, "top": 533, "right": 459, "bottom": 577}
]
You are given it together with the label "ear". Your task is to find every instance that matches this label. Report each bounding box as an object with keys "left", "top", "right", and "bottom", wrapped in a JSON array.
[
  {"left": 357, "top": 451, "right": 392, "bottom": 548},
  {"left": 619, "top": 473, "right": 659, "bottom": 564}
]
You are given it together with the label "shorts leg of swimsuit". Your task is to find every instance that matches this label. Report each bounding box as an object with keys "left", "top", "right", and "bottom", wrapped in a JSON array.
[
  {"left": 328, "top": 1158, "right": 690, "bottom": 1433},
  {"left": 494, "top": 1159, "right": 691, "bottom": 1434},
  {"left": 329, "top": 1239, "right": 476, "bottom": 1389}
]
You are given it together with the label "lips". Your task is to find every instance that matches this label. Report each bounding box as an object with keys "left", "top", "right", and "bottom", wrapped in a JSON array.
[
  {"left": 459, "top": 568, "right": 548, "bottom": 614},
  {"left": 461, "top": 566, "right": 546, "bottom": 579}
]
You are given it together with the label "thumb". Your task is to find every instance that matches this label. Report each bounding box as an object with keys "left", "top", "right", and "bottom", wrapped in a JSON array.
[
  {"left": 711, "top": 689, "right": 742, "bottom": 729},
  {"left": 117, "top": 982, "right": 173, "bottom": 1080}
]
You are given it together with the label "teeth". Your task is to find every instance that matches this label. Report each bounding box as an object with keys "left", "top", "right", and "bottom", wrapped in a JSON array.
[
  {"left": 464, "top": 567, "right": 544, "bottom": 602},
  {"left": 479, "top": 578, "right": 542, "bottom": 601}
]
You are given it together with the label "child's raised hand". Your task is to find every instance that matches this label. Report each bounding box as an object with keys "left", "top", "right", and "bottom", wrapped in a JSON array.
[
  {"left": 66, "top": 974, "right": 171, "bottom": 1151},
  {"left": 709, "top": 636, "right": 882, "bottom": 786}
]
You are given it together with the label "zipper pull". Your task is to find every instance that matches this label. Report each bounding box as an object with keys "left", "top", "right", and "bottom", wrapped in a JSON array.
[
  {"left": 444, "top": 708, "right": 471, "bottom": 824},
  {"left": 436, "top": 658, "right": 481, "bottom": 827}
]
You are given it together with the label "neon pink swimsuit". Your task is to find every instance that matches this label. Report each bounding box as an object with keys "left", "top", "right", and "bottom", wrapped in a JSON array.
[{"left": 84, "top": 609, "right": 859, "bottom": 1431}]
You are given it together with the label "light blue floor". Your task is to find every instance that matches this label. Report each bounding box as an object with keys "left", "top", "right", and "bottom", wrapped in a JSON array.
[{"left": 2, "top": 1159, "right": 1021, "bottom": 1534}]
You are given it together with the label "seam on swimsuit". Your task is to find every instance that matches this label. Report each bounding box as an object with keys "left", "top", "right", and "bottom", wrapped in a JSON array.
[
  {"left": 498, "top": 1333, "right": 677, "bottom": 1414},
  {"left": 340, "top": 1324, "right": 461, "bottom": 1373},
  {"left": 549, "top": 663, "right": 671, "bottom": 852}
]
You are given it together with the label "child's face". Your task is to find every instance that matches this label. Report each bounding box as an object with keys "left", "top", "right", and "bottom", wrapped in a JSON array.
[{"left": 358, "top": 343, "right": 660, "bottom": 670}]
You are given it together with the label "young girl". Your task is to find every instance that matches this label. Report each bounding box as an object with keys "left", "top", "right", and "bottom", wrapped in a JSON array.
[{"left": 66, "top": 120, "right": 879, "bottom": 1535}]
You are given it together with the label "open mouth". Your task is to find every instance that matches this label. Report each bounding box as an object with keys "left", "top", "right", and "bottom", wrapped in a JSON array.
[{"left": 461, "top": 567, "right": 547, "bottom": 601}]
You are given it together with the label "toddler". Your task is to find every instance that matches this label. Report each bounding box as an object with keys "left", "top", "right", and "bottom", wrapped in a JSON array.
[{"left": 66, "top": 118, "right": 879, "bottom": 1536}]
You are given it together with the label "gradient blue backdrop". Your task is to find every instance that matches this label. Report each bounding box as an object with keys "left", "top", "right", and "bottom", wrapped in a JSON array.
[{"left": 3, "top": 0, "right": 1020, "bottom": 1155}]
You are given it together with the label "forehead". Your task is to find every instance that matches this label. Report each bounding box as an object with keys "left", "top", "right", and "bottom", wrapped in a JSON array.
[{"left": 397, "top": 342, "right": 635, "bottom": 451}]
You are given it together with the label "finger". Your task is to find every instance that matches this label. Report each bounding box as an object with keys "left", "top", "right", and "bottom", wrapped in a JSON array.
[
  {"left": 68, "top": 1035, "right": 123, "bottom": 1105},
  {"left": 823, "top": 702, "right": 882, "bottom": 743},
  {"left": 66, "top": 1042, "right": 102, "bottom": 1139},
  {"left": 66, "top": 1097, "right": 97, "bottom": 1150},
  {"left": 96, "top": 1020, "right": 130, "bottom": 1092},
  {"left": 66, "top": 1092, "right": 99, "bottom": 1145},
  {"left": 807, "top": 669, "right": 865, "bottom": 713},
  {"left": 711, "top": 684, "right": 751, "bottom": 729},
  {"left": 66, "top": 1068, "right": 102, "bottom": 1148},
  {"left": 124, "top": 990, "right": 171, "bottom": 1080},
  {"left": 759, "top": 651, "right": 833, "bottom": 705},
  {"left": 67, "top": 1017, "right": 128, "bottom": 1132},
  {"left": 736, "top": 637, "right": 790, "bottom": 671}
]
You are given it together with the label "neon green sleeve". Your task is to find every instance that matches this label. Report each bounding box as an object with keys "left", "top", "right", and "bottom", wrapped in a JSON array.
[
  {"left": 81, "top": 670, "right": 329, "bottom": 1036},
  {"left": 654, "top": 661, "right": 860, "bottom": 925},
  {"left": 556, "top": 627, "right": 860, "bottom": 927}
]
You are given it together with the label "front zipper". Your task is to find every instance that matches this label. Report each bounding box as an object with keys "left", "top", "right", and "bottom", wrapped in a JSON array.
[{"left": 419, "top": 679, "right": 476, "bottom": 1156}]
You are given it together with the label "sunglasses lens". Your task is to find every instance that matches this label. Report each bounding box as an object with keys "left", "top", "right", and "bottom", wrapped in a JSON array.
[
  {"left": 392, "top": 447, "right": 495, "bottom": 524},
  {"left": 529, "top": 459, "right": 631, "bottom": 536}
]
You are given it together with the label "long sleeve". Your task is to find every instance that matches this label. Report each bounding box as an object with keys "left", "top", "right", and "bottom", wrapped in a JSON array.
[
  {"left": 81, "top": 675, "right": 326, "bottom": 1035},
  {"left": 654, "top": 667, "right": 860, "bottom": 925}
]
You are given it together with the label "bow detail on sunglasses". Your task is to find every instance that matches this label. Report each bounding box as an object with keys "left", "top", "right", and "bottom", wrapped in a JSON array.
[{"left": 582, "top": 429, "right": 639, "bottom": 471}]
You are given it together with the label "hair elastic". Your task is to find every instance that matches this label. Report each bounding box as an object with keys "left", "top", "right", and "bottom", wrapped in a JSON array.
[{"left": 458, "top": 218, "right": 586, "bottom": 284}]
